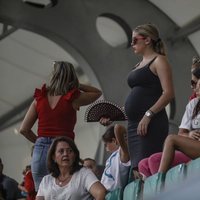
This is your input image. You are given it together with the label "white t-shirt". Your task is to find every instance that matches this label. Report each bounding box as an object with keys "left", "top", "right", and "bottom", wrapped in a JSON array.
[
  {"left": 37, "top": 167, "right": 98, "bottom": 200},
  {"left": 179, "top": 97, "right": 200, "bottom": 130},
  {"left": 101, "top": 148, "right": 131, "bottom": 191}
]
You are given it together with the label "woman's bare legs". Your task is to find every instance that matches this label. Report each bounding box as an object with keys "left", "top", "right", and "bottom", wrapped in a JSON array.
[{"left": 158, "top": 134, "right": 200, "bottom": 173}]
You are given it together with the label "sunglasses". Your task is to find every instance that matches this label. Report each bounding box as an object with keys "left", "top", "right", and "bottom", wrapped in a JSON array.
[
  {"left": 131, "top": 36, "right": 146, "bottom": 45},
  {"left": 191, "top": 80, "right": 197, "bottom": 89}
]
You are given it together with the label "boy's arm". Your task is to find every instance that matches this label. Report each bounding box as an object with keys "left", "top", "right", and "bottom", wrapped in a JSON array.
[{"left": 114, "top": 124, "right": 130, "bottom": 163}]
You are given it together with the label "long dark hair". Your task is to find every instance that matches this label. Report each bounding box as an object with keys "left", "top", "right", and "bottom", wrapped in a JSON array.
[
  {"left": 192, "top": 66, "right": 200, "bottom": 119},
  {"left": 47, "top": 136, "right": 82, "bottom": 178}
]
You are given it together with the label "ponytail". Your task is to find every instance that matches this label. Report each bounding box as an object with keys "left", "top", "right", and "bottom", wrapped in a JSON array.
[{"left": 153, "top": 39, "right": 166, "bottom": 56}]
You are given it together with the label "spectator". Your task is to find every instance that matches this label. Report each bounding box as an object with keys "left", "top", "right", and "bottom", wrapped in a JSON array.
[
  {"left": 158, "top": 77, "right": 200, "bottom": 173},
  {"left": 18, "top": 165, "right": 36, "bottom": 200},
  {"left": 19, "top": 61, "right": 102, "bottom": 191},
  {"left": 36, "top": 136, "right": 106, "bottom": 200},
  {"left": 101, "top": 124, "right": 131, "bottom": 191},
  {"left": 18, "top": 165, "right": 29, "bottom": 198},
  {"left": 138, "top": 62, "right": 200, "bottom": 178},
  {"left": 0, "top": 183, "right": 6, "bottom": 200},
  {"left": 100, "top": 24, "right": 174, "bottom": 177},
  {"left": 0, "top": 158, "right": 20, "bottom": 200}
]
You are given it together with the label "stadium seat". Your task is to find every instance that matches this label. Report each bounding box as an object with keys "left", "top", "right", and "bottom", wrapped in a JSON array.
[
  {"left": 186, "top": 157, "right": 200, "bottom": 177},
  {"left": 123, "top": 179, "right": 143, "bottom": 200},
  {"left": 105, "top": 188, "right": 123, "bottom": 200},
  {"left": 164, "top": 163, "right": 186, "bottom": 189},
  {"left": 143, "top": 172, "right": 165, "bottom": 200}
]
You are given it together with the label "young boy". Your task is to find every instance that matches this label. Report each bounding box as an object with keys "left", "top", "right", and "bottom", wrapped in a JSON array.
[{"left": 101, "top": 124, "right": 131, "bottom": 191}]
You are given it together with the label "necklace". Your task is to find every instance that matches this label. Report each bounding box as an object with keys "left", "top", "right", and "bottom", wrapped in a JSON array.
[{"left": 57, "top": 175, "right": 71, "bottom": 186}]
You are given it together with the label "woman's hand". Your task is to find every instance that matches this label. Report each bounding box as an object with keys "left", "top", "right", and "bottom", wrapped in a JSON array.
[
  {"left": 137, "top": 116, "right": 151, "bottom": 136},
  {"left": 99, "top": 117, "right": 112, "bottom": 126},
  {"left": 188, "top": 130, "right": 200, "bottom": 140}
]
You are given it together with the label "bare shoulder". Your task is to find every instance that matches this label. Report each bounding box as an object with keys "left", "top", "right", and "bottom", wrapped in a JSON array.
[
  {"left": 149, "top": 55, "right": 172, "bottom": 77},
  {"left": 155, "top": 55, "right": 170, "bottom": 66}
]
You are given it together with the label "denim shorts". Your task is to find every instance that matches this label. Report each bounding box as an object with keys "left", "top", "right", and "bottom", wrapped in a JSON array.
[{"left": 31, "top": 137, "right": 54, "bottom": 191}]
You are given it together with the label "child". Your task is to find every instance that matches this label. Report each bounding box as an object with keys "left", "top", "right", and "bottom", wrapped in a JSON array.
[{"left": 101, "top": 124, "right": 131, "bottom": 191}]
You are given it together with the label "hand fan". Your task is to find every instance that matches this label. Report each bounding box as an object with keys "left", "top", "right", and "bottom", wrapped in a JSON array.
[{"left": 85, "top": 100, "right": 127, "bottom": 122}]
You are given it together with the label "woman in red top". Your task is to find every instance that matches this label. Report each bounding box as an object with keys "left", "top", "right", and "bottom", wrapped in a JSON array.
[{"left": 19, "top": 61, "right": 102, "bottom": 191}]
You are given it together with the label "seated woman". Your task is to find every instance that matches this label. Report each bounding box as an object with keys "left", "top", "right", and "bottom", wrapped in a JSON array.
[
  {"left": 158, "top": 77, "right": 200, "bottom": 173},
  {"left": 36, "top": 136, "right": 106, "bottom": 200},
  {"left": 139, "top": 65, "right": 200, "bottom": 177}
]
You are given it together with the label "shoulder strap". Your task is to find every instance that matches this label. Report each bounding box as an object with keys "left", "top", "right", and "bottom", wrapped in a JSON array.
[{"left": 148, "top": 56, "right": 157, "bottom": 67}]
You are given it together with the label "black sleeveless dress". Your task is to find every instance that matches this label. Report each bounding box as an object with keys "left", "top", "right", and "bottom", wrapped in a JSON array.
[{"left": 125, "top": 57, "right": 168, "bottom": 168}]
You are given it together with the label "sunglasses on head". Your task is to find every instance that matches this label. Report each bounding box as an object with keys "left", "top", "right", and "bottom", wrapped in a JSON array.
[
  {"left": 191, "top": 80, "right": 197, "bottom": 89},
  {"left": 131, "top": 36, "right": 146, "bottom": 45}
]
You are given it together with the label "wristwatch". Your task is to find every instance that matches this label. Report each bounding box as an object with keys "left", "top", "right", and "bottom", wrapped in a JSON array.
[{"left": 145, "top": 110, "right": 154, "bottom": 118}]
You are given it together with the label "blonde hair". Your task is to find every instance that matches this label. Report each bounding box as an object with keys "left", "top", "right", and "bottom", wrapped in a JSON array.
[
  {"left": 134, "top": 23, "right": 166, "bottom": 55},
  {"left": 47, "top": 61, "right": 79, "bottom": 95}
]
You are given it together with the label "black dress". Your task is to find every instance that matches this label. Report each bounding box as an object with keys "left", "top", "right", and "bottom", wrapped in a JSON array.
[{"left": 125, "top": 57, "right": 168, "bottom": 168}]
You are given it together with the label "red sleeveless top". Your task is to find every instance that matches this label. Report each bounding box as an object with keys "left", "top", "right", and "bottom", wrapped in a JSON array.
[{"left": 34, "top": 84, "right": 80, "bottom": 140}]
